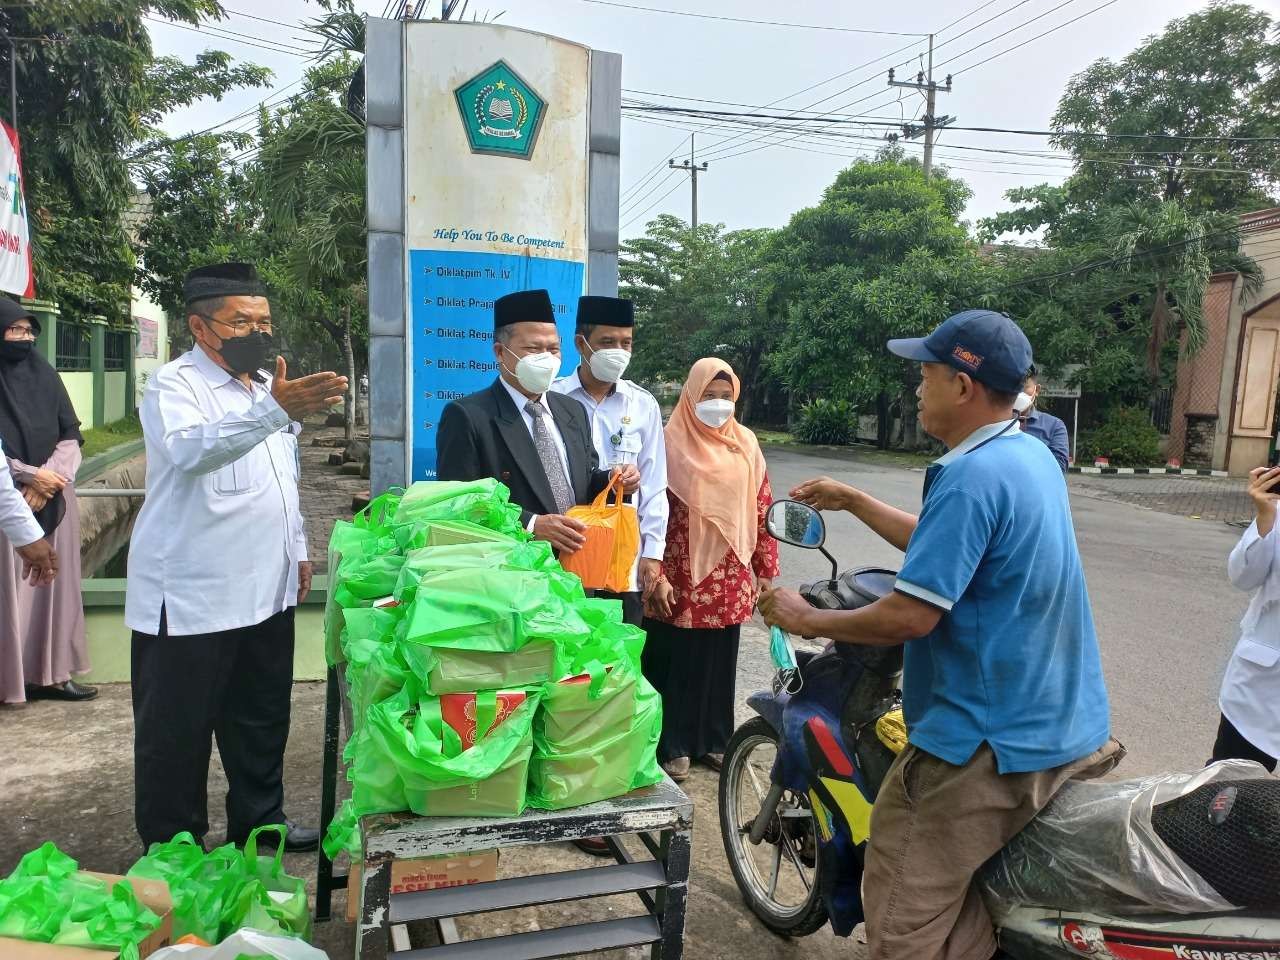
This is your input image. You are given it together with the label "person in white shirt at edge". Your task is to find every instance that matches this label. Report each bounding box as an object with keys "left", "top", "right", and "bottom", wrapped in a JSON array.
[
  {"left": 0, "top": 453, "right": 56, "bottom": 586},
  {"left": 125, "top": 263, "right": 347, "bottom": 853},
  {"left": 551, "top": 295, "right": 669, "bottom": 628},
  {"left": 1214, "top": 464, "right": 1280, "bottom": 773}
]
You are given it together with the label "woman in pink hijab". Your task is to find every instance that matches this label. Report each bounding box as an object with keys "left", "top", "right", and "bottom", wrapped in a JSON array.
[{"left": 643, "top": 358, "right": 779, "bottom": 782}]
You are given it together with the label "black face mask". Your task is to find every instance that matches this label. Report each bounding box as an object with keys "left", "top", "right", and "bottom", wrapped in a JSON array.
[
  {"left": 217, "top": 331, "right": 274, "bottom": 376},
  {"left": 0, "top": 340, "right": 33, "bottom": 363}
]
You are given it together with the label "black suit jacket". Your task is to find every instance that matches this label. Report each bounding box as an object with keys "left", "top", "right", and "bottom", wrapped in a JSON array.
[{"left": 436, "top": 378, "right": 611, "bottom": 525}]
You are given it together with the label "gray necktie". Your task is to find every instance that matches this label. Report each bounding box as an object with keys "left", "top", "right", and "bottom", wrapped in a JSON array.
[{"left": 525, "top": 400, "right": 575, "bottom": 514}]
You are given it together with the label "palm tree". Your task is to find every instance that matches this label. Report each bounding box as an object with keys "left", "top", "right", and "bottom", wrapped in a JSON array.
[
  {"left": 256, "top": 7, "right": 366, "bottom": 446},
  {"left": 1109, "top": 201, "right": 1263, "bottom": 379}
]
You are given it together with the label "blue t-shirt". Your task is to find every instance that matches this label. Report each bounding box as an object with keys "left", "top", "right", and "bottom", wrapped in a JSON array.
[{"left": 895, "top": 423, "right": 1110, "bottom": 774}]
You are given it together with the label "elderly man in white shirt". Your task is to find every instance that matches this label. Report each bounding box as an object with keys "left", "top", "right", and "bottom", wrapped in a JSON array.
[
  {"left": 0, "top": 452, "right": 56, "bottom": 585},
  {"left": 126, "top": 263, "right": 347, "bottom": 852},
  {"left": 1215, "top": 464, "right": 1280, "bottom": 773},
  {"left": 551, "top": 295, "right": 668, "bottom": 626}
]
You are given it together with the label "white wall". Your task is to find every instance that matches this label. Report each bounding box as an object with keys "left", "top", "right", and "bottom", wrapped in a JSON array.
[{"left": 131, "top": 285, "right": 168, "bottom": 404}]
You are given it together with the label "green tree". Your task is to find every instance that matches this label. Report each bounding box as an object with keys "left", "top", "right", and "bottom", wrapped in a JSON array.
[
  {"left": 0, "top": 1, "right": 269, "bottom": 321},
  {"left": 621, "top": 217, "right": 788, "bottom": 423},
  {"left": 256, "top": 24, "right": 366, "bottom": 444},
  {"left": 1051, "top": 1, "right": 1279, "bottom": 213},
  {"left": 1108, "top": 201, "right": 1262, "bottom": 376},
  {"left": 135, "top": 133, "right": 261, "bottom": 325},
  {"left": 772, "top": 153, "right": 981, "bottom": 447}
]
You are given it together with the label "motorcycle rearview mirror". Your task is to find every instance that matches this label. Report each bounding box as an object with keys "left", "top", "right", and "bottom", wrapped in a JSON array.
[{"left": 765, "top": 499, "right": 839, "bottom": 582}]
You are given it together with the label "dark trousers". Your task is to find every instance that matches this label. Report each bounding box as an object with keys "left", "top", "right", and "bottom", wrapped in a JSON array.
[
  {"left": 597, "top": 590, "right": 643, "bottom": 627},
  {"left": 1210, "top": 712, "right": 1277, "bottom": 773},
  {"left": 641, "top": 620, "right": 740, "bottom": 763},
  {"left": 132, "top": 607, "right": 295, "bottom": 848}
]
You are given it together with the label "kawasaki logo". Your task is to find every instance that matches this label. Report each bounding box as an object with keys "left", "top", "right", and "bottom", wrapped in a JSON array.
[{"left": 1171, "top": 947, "right": 1280, "bottom": 959}]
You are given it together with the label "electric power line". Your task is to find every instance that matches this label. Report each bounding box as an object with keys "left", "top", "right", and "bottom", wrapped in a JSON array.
[
  {"left": 572, "top": 0, "right": 928, "bottom": 36},
  {"left": 143, "top": 15, "right": 313, "bottom": 57}
]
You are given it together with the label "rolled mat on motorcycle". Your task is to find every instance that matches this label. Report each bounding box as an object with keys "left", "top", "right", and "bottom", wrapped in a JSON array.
[{"left": 719, "top": 499, "right": 1280, "bottom": 960}]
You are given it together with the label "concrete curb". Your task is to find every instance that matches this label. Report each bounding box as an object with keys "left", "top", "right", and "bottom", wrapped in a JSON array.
[
  {"left": 1068, "top": 466, "right": 1229, "bottom": 477},
  {"left": 77, "top": 438, "right": 145, "bottom": 484}
]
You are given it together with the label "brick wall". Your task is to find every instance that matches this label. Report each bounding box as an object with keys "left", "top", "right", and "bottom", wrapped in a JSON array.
[{"left": 1168, "top": 274, "right": 1235, "bottom": 461}]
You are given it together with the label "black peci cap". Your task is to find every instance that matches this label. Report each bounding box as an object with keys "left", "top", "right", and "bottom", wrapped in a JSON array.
[
  {"left": 494, "top": 289, "right": 555, "bottom": 329},
  {"left": 576, "top": 295, "right": 634, "bottom": 328},
  {"left": 183, "top": 262, "right": 269, "bottom": 305}
]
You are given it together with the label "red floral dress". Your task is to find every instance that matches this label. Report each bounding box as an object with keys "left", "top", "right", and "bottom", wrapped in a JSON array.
[{"left": 656, "top": 476, "right": 781, "bottom": 629}]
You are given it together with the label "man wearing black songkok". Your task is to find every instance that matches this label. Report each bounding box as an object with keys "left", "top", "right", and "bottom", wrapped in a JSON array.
[
  {"left": 436, "top": 289, "right": 639, "bottom": 552},
  {"left": 126, "top": 262, "right": 348, "bottom": 852}
]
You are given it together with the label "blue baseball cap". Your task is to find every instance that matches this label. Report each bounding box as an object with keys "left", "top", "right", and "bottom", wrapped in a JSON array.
[{"left": 887, "top": 309, "right": 1032, "bottom": 395}]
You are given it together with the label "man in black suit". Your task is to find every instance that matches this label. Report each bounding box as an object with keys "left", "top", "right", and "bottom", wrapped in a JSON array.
[{"left": 436, "top": 288, "right": 639, "bottom": 552}]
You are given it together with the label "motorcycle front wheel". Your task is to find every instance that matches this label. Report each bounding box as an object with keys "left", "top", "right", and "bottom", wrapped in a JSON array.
[{"left": 718, "top": 716, "right": 829, "bottom": 937}]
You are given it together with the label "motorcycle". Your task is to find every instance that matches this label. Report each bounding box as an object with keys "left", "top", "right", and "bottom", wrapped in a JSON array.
[{"left": 719, "top": 498, "right": 1280, "bottom": 960}]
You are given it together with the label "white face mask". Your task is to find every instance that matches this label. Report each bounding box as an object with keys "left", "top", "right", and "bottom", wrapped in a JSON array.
[
  {"left": 505, "top": 347, "right": 561, "bottom": 395},
  {"left": 585, "top": 343, "right": 631, "bottom": 384},
  {"left": 695, "top": 398, "right": 735, "bottom": 428},
  {"left": 1014, "top": 391, "right": 1034, "bottom": 414}
]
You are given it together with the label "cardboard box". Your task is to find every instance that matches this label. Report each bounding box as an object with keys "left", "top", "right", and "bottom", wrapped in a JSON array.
[
  {"left": 0, "top": 872, "right": 174, "bottom": 959},
  {"left": 439, "top": 691, "right": 526, "bottom": 750},
  {"left": 346, "top": 850, "right": 498, "bottom": 923}
]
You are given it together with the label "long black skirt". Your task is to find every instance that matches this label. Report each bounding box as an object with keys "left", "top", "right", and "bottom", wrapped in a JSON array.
[{"left": 641, "top": 619, "right": 740, "bottom": 763}]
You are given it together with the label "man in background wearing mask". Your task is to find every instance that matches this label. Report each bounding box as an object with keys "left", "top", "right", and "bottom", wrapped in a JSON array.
[
  {"left": 437, "top": 289, "right": 639, "bottom": 553},
  {"left": 126, "top": 262, "right": 348, "bottom": 852},
  {"left": 1015, "top": 365, "right": 1070, "bottom": 472},
  {"left": 551, "top": 295, "right": 667, "bottom": 627}
]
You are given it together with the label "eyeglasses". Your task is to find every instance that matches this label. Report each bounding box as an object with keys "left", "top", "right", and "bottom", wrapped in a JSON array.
[
  {"left": 4, "top": 325, "right": 35, "bottom": 341},
  {"left": 197, "top": 313, "right": 273, "bottom": 336}
]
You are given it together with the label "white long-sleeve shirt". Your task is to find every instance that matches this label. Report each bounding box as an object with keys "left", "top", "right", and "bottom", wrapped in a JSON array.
[
  {"left": 0, "top": 453, "right": 42, "bottom": 547},
  {"left": 1222, "top": 520, "right": 1280, "bottom": 758},
  {"left": 551, "top": 370, "right": 669, "bottom": 567},
  {"left": 125, "top": 347, "right": 308, "bottom": 637}
]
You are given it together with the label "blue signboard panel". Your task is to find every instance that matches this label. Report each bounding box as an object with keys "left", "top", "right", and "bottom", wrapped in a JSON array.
[{"left": 409, "top": 248, "right": 584, "bottom": 479}]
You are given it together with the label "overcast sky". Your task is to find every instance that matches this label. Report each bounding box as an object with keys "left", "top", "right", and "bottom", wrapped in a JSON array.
[{"left": 150, "top": 0, "right": 1219, "bottom": 240}]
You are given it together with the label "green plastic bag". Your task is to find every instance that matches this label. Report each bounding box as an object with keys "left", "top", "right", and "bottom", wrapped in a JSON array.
[
  {"left": 0, "top": 843, "right": 161, "bottom": 960},
  {"left": 342, "top": 606, "right": 412, "bottom": 726},
  {"left": 350, "top": 684, "right": 541, "bottom": 818},
  {"left": 528, "top": 624, "right": 663, "bottom": 810},
  {"left": 235, "top": 826, "right": 312, "bottom": 941},
  {"left": 395, "top": 540, "right": 558, "bottom": 602},
  {"left": 322, "top": 799, "right": 363, "bottom": 862},
  {"left": 403, "top": 568, "right": 592, "bottom": 653},
  {"left": 401, "top": 638, "right": 556, "bottom": 695},
  {"left": 394, "top": 479, "right": 524, "bottom": 536},
  {"left": 127, "top": 834, "right": 246, "bottom": 943}
]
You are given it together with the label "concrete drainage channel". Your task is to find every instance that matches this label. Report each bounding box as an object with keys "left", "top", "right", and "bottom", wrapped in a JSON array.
[{"left": 76, "top": 439, "right": 147, "bottom": 578}]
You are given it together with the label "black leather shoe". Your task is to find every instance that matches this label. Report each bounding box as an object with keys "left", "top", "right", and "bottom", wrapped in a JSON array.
[
  {"left": 27, "top": 680, "right": 99, "bottom": 701},
  {"left": 249, "top": 818, "right": 320, "bottom": 853}
]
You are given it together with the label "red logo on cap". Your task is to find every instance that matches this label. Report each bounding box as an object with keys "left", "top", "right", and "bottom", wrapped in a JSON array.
[{"left": 952, "top": 344, "right": 984, "bottom": 370}]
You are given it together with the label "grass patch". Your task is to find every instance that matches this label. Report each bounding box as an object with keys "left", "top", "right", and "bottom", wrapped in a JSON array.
[
  {"left": 752, "top": 428, "right": 795, "bottom": 445},
  {"left": 81, "top": 414, "right": 143, "bottom": 459}
]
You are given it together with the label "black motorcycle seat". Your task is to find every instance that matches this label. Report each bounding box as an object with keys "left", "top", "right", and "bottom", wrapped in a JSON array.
[{"left": 1151, "top": 778, "right": 1280, "bottom": 909}]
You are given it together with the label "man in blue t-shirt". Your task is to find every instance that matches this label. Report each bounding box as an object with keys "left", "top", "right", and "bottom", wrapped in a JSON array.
[
  {"left": 761, "top": 310, "right": 1120, "bottom": 960},
  {"left": 1018, "top": 364, "right": 1071, "bottom": 471}
]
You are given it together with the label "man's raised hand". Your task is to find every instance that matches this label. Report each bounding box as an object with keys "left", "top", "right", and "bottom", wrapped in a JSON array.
[{"left": 270, "top": 356, "right": 349, "bottom": 422}]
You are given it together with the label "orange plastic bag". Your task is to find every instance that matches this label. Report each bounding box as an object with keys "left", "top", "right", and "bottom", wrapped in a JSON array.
[{"left": 561, "top": 475, "right": 640, "bottom": 592}]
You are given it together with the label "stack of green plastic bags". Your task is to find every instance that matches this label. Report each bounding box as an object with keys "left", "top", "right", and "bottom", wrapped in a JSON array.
[
  {"left": 0, "top": 825, "right": 310, "bottom": 957},
  {"left": 128, "top": 826, "right": 311, "bottom": 944},
  {"left": 324, "top": 479, "right": 663, "bottom": 859},
  {"left": 0, "top": 843, "right": 161, "bottom": 959}
]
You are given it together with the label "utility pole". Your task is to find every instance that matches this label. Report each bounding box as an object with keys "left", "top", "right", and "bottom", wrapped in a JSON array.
[
  {"left": 887, "top": 34, "right": 954, "bottom": 181},
  {"left": 669, "top": 134, "right": 709, "bottom": 229}
]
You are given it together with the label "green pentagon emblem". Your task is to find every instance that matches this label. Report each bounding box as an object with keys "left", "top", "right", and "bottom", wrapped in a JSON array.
[{"left": 454, "top": 60, "right": 546, "bottom": 159}]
